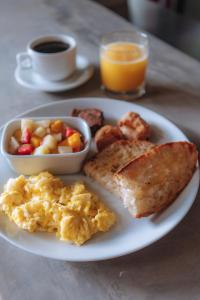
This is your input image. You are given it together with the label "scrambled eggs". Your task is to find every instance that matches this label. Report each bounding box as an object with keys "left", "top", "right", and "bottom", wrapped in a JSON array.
[{"left": 0, "top": 172, "right": 116, "bottom": 245}]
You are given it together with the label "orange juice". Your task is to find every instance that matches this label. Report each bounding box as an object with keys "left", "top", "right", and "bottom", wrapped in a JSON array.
[{"left": 100, "top": 42, "right": 148, "bottom": 93}]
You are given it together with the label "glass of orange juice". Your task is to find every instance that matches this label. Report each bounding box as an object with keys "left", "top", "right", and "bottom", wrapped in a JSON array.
[{"left": 100, "top": 30, "right": 148, "bottom": 99}]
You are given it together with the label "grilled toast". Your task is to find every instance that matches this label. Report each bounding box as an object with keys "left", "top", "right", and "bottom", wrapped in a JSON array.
[
  {"left": 115, "top": 141, "right": 198, "bottom": 217},
  {"left": 84, "top": 140, "right": 154, "bottom": 197}
]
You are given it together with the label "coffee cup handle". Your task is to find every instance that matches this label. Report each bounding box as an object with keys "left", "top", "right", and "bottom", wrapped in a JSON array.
[{"left": 16, "top": 52, "right": 32, "bottom": 69}]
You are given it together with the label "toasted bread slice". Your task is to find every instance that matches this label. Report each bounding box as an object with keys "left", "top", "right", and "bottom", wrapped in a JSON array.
[
  {"left": 84, "top": 140, "right": 154, "bottom": 197},
  {"left": 115, "top": 142, "right": 198, "bottom": 218}
]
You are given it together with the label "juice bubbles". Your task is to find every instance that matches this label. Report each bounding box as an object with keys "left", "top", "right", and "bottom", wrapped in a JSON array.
[{"left": 100, "top": 42, "right": 148, "bottom": 93}]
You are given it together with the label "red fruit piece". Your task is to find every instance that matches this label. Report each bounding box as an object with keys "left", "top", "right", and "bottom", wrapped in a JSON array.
[
  {"left": 17, "top": 144, "right": 34, "bottom": 155},
  {"left": 72, "top": 146, "right": 81, "bottom": 153},
  {"left": 21, "top": 128, "right": 31, "bottom": 144},
  {"left": 65, "top": 127, "right": 75, "bottom": 138}
]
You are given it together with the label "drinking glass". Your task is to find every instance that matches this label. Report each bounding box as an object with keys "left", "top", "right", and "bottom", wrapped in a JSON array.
[{"left": 100, "top": 30, "right": 149, "bottom": 99}]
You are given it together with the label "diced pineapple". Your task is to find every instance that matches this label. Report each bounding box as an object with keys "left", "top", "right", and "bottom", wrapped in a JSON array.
[
  {"left": 50, "top": 120, "right": 64, "bottom": 133},
  {"left": 34, "top": 126, "right": 46, "bottom": 138},
  {"left": 31, "top": 136, "right": 41, "bottom": 148},
  {"left": 35, "top": 120, "right": 51, "bottom": 128},
  {"left": 13, "top": 129, "right": 22, "bottom": 142},
  {"left": 9, "top": 136, "right": 20, "bottom": 154},
  {"left": 42, "top": 135, "right": 57, "bottom": 150},
  {"left": 68, "top": 133, "right": 82, "bottom": 148},
  {"left": 53, "top": 133, "right": 62, "bottom": 142},
  {"left": 21, "top": 119, "right": 34, "bottom": 133},
  {"left": 34, "top": 145, "right": 50, "bottom": 155},
  {"left": 58, "top": 146, "right": 72, "bottom": 154},
  {"left": 58, "top": 138, "right": 69, "bottom": 147}
]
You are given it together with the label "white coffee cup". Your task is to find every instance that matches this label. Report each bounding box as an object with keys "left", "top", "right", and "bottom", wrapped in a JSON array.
[{"left": 16, "top": 34, "right": 77, "bottom": 81}]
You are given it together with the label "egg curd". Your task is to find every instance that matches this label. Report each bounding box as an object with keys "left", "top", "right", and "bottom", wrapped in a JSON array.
[{"left": 0, "top": 172, "right": 116, "bottom": 245}]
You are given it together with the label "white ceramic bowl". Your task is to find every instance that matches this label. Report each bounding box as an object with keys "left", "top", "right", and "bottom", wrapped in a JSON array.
[{"left": 1, "top": 117, "right": 91, "bottom": 175}]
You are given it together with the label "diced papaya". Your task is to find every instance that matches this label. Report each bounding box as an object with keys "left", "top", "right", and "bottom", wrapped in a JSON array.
[
  {"left": 50, "top": 148, "right": 59, "bottom": 154},
  {"left": 58, "top": 138, "right": 69, "bottom": 147},
  {"left": 31, "top": 136, "right": 42, "bottom": 148},
  {"left": 67, "top": 133, "right": 82, "bottom": 149},
  {"left": 50, "top": 120, "right": 64, "bottom": 134}
]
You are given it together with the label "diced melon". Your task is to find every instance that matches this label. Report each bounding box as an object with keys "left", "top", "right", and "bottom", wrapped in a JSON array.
[
  {"left": 34, "top": 145, "right": 50, "bottom": 155},
  {"left": 34, "top": 126, "right": 46, "bottom": 138},
  {"left": 42, "top": 135, "right": 57, "bottom": 150},
  {"left": 21, "top": 119, "right": 34, "bottom": 132},
  {"left": 9, "top": 136, "right": 20, "bottom": 154},
  {"left": 53, "top": 133, "right": 62, "bottom": 142},
  {"left": 58, "top": 146, "right": 72, "bottom": 154},
  {"left": 35, "top": 120, "right": 51, "bottom": 128},
  {"left": 13, "top": 129, "right": 22, "bottom": 142}
]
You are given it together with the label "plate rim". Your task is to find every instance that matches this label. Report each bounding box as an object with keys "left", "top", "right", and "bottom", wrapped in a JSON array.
[{"left": 0, "top": 97, "right": 199, "bottom": 261}]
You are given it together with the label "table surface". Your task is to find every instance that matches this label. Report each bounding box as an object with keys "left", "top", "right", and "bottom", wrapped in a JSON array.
[
  {"left": 127, "top": 0, "right": 200, "bottom": 61},
  {"left": 1, "top": 0, "right": 200, "bottom": 299}
]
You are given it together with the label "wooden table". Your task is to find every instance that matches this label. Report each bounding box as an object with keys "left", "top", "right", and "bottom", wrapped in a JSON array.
[{"left": 1, "top": 0, "right": 200, "bottom": 299}]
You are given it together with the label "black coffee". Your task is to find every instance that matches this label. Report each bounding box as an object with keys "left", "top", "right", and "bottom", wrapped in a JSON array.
[{"left": 33, "top": 41, "right": 70, "bottom": 53}]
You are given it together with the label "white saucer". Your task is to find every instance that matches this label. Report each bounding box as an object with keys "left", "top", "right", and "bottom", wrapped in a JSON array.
[{"left": 15, "top": 55, "right": 94, "bottom": 92}]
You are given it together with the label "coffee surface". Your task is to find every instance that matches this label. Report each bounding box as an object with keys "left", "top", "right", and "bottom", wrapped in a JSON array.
[{"left": 33, "top": 41, "right": 70, "bottom": 53}]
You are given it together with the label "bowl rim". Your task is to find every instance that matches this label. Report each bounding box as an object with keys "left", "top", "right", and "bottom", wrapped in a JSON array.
[{"left": 1, "top": 116, "right": 91, "bottom": 158}]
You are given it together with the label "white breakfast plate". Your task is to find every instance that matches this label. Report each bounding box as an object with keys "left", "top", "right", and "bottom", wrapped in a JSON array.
[
  {"left": 15, "top": 55, "right": 94, "bottom": 92},
  {"left": 0, "top": 97, "right": 199, "bottom": 261}
]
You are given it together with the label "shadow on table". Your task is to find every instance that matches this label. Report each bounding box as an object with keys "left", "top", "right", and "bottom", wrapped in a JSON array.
[
  {"left": 178, "top": 125, "right": 200, "bottom": 149},
  {"left": 143, "top": 82, "right": 200, "bottom": 148},
  {"left": 145, "top": 82, "right": 200, "bottom": 101},
  {"left": 43, "top": 65, "right": 103, "bottom": 100}
]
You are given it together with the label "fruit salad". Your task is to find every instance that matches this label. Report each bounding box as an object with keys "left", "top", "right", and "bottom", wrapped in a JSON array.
[{"left": 8, "top": 119, "right": 85, "bottom": 155}]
